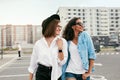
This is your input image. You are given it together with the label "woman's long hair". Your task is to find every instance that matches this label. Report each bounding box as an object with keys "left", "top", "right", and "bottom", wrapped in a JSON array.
[
  {"left": 42, "top": 19, "right": 60, "bottom": 37},
  {"left": 62, "top": 17, "right": 80, "bottom": 41}
]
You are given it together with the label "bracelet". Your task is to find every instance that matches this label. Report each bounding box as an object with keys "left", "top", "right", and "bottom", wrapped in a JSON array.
[{"left": 58, "top": 49, "right": 62, "bottom": 53}]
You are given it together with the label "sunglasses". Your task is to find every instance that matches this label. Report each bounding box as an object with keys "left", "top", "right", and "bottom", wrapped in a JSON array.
[
  {"left": 75, "top": 22, "right": 83, "bottom": 27},
  {"left": 57, "top": 25, "right": 62, "bottom": 28}
]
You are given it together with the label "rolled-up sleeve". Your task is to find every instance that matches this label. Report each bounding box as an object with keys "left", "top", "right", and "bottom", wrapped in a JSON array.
[
  {"left": 85, "top": 32, "right": 96, "bottom": 60},
  {"left": 28, "top": 44, "right": 38, "bottom": 74}
]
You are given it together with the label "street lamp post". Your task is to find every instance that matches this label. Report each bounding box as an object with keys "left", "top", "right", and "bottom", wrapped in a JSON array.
[{"left": 1, "top": 28, "right": 3, "bottom": 59}]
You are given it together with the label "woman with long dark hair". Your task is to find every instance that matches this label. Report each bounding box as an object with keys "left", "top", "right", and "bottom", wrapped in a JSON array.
[{"left": 62, "top": 17, "right": 96, "bottom": 80}]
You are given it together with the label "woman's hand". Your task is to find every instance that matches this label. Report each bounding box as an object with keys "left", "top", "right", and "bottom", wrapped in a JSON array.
[
  {"left": 82, "top": 72, "right": 90, "bottom": 80},
  {"left": 58, "top": 51, "right": 64, "bottom": 61}
]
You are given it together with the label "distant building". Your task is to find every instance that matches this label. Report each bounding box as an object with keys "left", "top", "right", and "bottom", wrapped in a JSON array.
[
  {"left": 57, "top": 7, "right": 120, "bottom": 46},
  {"left": 0, "top": 24, "right": 42, "bottom": 48}
]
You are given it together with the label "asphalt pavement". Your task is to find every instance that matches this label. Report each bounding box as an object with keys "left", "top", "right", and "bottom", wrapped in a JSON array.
[
  {"left": 0, "top": 53, "right": 17, "bottom": 69},
  {"left": 0, "top": 53, "right": 31, "bottom": 80},
  {"left": 0, "top": 51, "right": 120, "bottom": 80}
]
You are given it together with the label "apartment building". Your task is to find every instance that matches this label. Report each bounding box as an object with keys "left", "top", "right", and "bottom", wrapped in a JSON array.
[
  {"left": 57, "top": 7, "right": 120, "bottom": 46},
  {"left": 0, "top": 24, "right": 42, "bottom": 48}
]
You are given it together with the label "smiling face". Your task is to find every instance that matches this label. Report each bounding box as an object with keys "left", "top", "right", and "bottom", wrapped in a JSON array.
[
  {"left": 55, "top": 23, "right": 62, "bottom": 35},
  {"left": 72, "top": 19, "right": 84, "bottom": 33}
]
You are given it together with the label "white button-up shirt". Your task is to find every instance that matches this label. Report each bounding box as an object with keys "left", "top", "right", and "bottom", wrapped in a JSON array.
[{"left": 28, "top": 36, "right": 68, "bottom": 80}]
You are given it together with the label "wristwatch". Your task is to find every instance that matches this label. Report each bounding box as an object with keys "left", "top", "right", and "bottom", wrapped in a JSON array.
[{"left": 58, "top": 49, "right": 62, "bottom": 53}]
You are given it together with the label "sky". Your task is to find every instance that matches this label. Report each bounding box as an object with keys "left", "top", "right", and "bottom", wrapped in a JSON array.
[{"left": 0, "top": 0, "right": 120, "bottom": 25}]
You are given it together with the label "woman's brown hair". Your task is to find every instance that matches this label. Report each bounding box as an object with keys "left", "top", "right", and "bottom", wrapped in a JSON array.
[
  {"left": 42, "top": 14, "right": 60, "bottom": 37},
  {"left": 42, "top": 19, "right": 60, "bottom": 37}
]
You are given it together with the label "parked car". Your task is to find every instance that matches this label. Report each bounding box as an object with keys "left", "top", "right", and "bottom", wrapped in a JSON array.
[
  {"left": 115, "top": 46, "right": 120, "bottom": 51},
  {"left": 92, "top": 37, "right": 101, "bottom": 53},
  {"left": 94, "top": 45, "right": 101, "bottom": 53}
]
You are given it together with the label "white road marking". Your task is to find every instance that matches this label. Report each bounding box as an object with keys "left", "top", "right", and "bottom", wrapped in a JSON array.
[
  {"left": 101, "top": 53, "right": 104, "bottom": 55},
  {"left": 91, "top": 75, "right": 107, "bottom": 80},
  {"left": 111, "top": 53, "right": 114, "bottom": 55},
  {"left": 96, "top": 53, "right": 100, "bottom": 55},
  {"left": 0, "top": 74, "right": 29, "bottom": 78},
  {"left": 116, "top": 52, "right": 119, "bottom": 55},
  {"left": 11, "top": 62, "right": 29, "bottom": 64},
  {"left": 7, "top": 66, "right": 28, "bottom": 69},
  {"left": 106, "top": 53, "right": 109, "bottom": 55},
  {"left": 94, "top": 63, "right": 102, "bottom": 66},
  {"left": 0, "top": 57, "right": 17, "bottom": 70},
  {"left": 96, "top": 52, "right": 120, "bottom": 55}
]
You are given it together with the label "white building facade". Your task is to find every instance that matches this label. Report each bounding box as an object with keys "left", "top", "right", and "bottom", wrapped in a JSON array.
[
  {"left": 0, "top": 24, "right": 42, "bottom": 48},
  {"left": 57, "top": 7, "right": 120, "bottom": 46}
]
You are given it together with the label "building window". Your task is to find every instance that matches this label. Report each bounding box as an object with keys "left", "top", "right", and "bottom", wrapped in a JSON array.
[
  {"left": 97, "top": 17, "right": 99, "bottom": 20},
  {"left": 68, "top": 9, "right": 71, "bottom": 11},
  {"left": 111, "top": 17, "right": 114, "bottom": 19},
  {"left": 83, "top": 13, "right": 85, "bottom": 16},
  {"left": 97, "top": 33, "right": 100, "bottom": 35},
  {"left": 78, "top": 9, "right": 80, "bottom": 11},
  {"left": 73, "top": 13, "right": 76, "bottom": 15},
  {"left": 116, "top": 21, "right": 118, "bottom": 23},
  {"left": 111, "top": 25, "right": 114, "bottom": 27},
  {"left": 83, "top": 21, "right": 85, "bottom": 23},
  {"left": 115, "top": 17, "right": 119, "bottom": 19},
  {"left": 110, "top": 29, "right": 114, "bottom": 31},
  {"left": 111, "top": 9, "right": 113, "bottom": 12},
  {"left": 97, "top": 29, "right": 99, "bottom": 31},
  {"left": 111, "top": 13, "right": 113, "bottom": 15},
  {"left": 116, "top": 25, "right": 119, "bottom": 27},
  {"left": 115, "top": 13, "right": 118, "bottom": 16},
  {"left": 97, "top": 13, "right": 99, "bottom": 16},
  {"left": 68, "top": 17, "right": 71, "bottom": 19},
  {"left": 96, "top": 9, "right": 99, "bottom": 12},
  {"left": 111, "top": 21, "right": 114, "bottom": 23},
  {"left": 97, "top": 25, "right": 99, "bottom": 27},
  {"left": 68, "top": 13, "right": 71, "bottom": 15},
  {"left": 78, "top": 13, "right": 81, "bottom": 15},
  {"left": 115, "top": 9, "right": 118, "bottom": 12},
  {"left": 83, "top": 17, "right": 85, "bottom": 20},
  {"left": 83, "top": 9, "right": 85, "bottom": 12},
  {"left": 73, "top": 9, "right": 76, "bottom": 11},
  {"left": 97, "top": 21, "right": 99, "bottom": 23}
]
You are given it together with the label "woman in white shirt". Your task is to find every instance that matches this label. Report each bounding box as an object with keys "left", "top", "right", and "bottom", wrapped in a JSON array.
[{"left": 28, "top": 14, "right": 68, "bottom": 80}]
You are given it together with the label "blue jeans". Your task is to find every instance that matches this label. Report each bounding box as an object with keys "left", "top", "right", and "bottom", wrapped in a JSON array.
[{"left": 65, "top": 72, "right": 90, "bottom": 80}]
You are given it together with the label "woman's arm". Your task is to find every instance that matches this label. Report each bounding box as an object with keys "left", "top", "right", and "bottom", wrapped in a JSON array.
[
  {"left": 29, "top": 73, "right": 33, "bottom": 80},
  {"left": 28, "top": 43, "right": 38, "bottom": 80},
  {"left": 57, "top": 38, "right": 64, "bottom": 61},
  {"left": 56, "top": 38, "right": 68, "bottom": 65},
  {"left": 88, "top": 59, "right": 94, "bottom": 73},
  {"left": 82, "top": 59, "right": 94, "bottom": 80}
]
